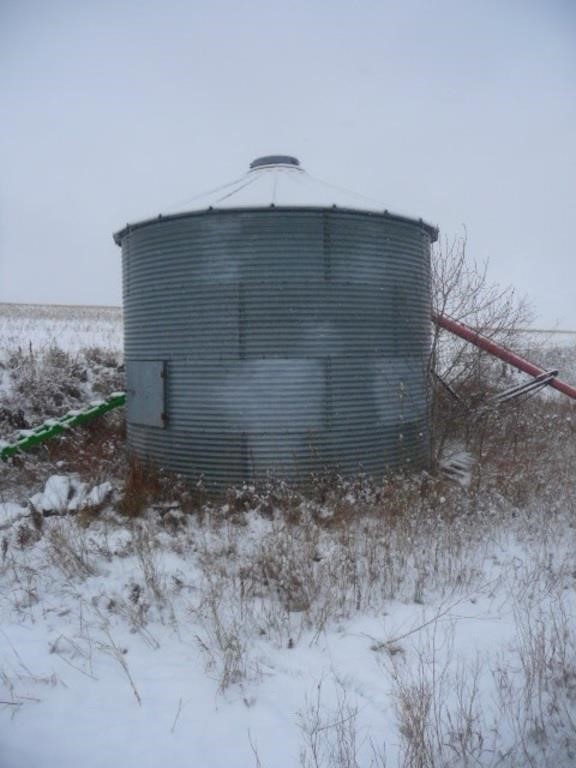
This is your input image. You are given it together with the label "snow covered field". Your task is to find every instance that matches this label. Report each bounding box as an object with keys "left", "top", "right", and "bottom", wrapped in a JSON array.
[
  {"left": 0, "top": 303, "right": 122, "bottom": 354},
  {"left": 1, "top": 305, "right": 576, "bottom": 768}
]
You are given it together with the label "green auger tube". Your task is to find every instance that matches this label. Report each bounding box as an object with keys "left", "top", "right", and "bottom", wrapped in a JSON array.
[{"left": 0, "top": 392, "right": 126, "bottom": 462}]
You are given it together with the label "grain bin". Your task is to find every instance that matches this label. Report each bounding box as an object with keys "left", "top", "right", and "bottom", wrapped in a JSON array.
[{"left": 114, "top": 156, "right": 437, "bottom": 488}]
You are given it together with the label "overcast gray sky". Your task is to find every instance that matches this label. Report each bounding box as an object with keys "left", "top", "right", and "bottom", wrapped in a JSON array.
[{"left": 1, "top": 0, "right": 575, "bottom": 327}]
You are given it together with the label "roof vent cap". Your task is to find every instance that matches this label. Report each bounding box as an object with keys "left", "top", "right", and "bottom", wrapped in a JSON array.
[{"left": 249, "top": 155, "right": 301, "bottom": 170}]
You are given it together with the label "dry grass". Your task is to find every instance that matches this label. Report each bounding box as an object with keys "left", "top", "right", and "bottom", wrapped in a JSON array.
[
  {"left": 297, "top": 679, "right": 371, "bottom": 768},
  {"left": 386, "top": 592, "right": 576, "bottom": 768}
]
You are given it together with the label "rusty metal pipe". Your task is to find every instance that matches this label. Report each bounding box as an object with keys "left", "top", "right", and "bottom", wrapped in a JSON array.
[{"left": 433, "top": 313, "right": 576, "bottom": 401}]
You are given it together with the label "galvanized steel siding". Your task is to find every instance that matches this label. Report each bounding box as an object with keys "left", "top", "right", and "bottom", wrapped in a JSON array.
[{"left": 120, "top": 207, "right": 433, "bottom": 487}]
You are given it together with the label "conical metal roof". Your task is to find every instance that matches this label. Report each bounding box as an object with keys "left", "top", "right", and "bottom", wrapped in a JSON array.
[
  {"left": 182, "top": 154, "right": 389, "bottom": 211},
  {"left": 114, "top": 155, "right": 438, "bottom": 242}
]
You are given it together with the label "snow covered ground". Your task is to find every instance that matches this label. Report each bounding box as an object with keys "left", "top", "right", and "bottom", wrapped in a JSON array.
[
  {"left": 1, "top": 476, "right": 575, "bottom": 768},
  {"left": 0, "top": 304, "right": 122, "bottom": 353},
  {"left": 2, "top": 475, "right": 575, "bottom": 768},
  {"left": 1, "top": 305, "right": 576, "bottom": 768}
]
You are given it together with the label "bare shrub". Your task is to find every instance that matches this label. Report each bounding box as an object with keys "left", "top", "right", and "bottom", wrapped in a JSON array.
[
  {"left": 116, "top": 456, "right": 196, "bottom": 519},
  {"left": 117, "top": 457, "right": 164, "bottom": 517},
  {"left": 431, "top": 234, "right": 533, "bottom": 464}
]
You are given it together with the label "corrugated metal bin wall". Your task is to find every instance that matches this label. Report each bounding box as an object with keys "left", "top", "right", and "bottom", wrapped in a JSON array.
[{"left": 117, "top": 206, "right": 434, "bottom": 488}]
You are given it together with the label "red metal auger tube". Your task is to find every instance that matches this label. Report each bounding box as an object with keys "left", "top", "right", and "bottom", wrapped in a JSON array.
[{"left": 433, "top": 313, "right": 576, "bottom": 402}]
